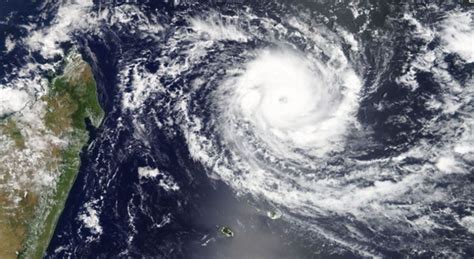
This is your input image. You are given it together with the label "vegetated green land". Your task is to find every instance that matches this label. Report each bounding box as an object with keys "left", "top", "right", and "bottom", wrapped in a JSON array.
[{"left": 19, "top": 52, "right": 104, "bottom": 259}]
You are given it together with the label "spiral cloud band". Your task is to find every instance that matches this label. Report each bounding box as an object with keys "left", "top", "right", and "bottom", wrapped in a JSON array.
[
  {"left": 224, "top": 48, "right": 361, "bottom": 156},
  {"left": 45, "top": 2, "right": 470, "bottom": 257},
  {"left": 1, "top": 0, "right": 473, "bottom": 257}
]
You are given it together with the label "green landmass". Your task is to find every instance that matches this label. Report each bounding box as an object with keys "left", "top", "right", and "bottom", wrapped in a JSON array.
[
  {"left": 22, "top": 51, "right": 104, "bottom": 259},
  {"left": 0, "top": 119, "right": 25, "bottom": 149},
  {"left": 220, "top": 226, "right": 234, "bottom": 237},
  {"left": 0, "top": 50, "right": 103, "bottom": 259}
]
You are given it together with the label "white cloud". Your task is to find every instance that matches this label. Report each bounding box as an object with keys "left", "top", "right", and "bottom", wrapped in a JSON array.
[
  {"left": 435, "top": 156, "right": 463, "bottom": 174},
  {"left": 138, "top": 166, "right": 161, "bottom": 179},
  {"left": 138, "top": 166, "right": 180, "bottom": 191},
  {"left": 189, "top": 13, "right": 248, "bottom": 42},
  {"left": 4, "top": 35, "right": 15, "bottom": 53},
  {"left": 459, "top": 216, "right": 474, "bottom": 234},
  {"left": 79, "top": 204, "right": 103, "bottom": 235},
  {"left": 440, "top": 11, "right": 474, "bottom": 62},
  {"left": 0, "top": 88, "right": 30, "bottom": 116},
  {"left": 26, "top": 0, "right": 97, "bottom": 58}
]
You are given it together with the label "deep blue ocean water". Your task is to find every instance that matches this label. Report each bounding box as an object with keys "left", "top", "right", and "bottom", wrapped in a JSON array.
[
  {"left": 45, "top": 7, "right": 354, "bottom": 257},
  {"left": 0, "top": 0, "right": 473, "bottom": 258}
]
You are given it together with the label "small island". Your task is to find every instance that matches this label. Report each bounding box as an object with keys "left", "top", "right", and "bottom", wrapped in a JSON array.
[{"left": 220, "top": 226, "right": 234, "bottom": 237}]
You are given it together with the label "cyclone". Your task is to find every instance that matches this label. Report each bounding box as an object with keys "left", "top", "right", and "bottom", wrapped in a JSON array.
[
  {"left": 221, "top": 48, "right": 361, "bottom": 156},
  {"left": 161, "top": 3, "right": 474, "bottom": 257},
  {"left": 2, "top": 0, "right": 472, "bottom": 258},
  {"left": 176, "top": 8, "right": 383, "bottom": 253}
]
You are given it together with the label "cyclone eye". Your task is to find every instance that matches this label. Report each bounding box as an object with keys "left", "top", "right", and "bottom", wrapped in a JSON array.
[
  {"left": 2, "top": 0, "right": 472, "bottom": 258},
  {"left": 278, "top": 96, "right": 288, "bottom": 104}
]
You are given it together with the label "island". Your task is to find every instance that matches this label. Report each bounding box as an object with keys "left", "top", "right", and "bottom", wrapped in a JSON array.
[{"left": 0, "top": 50, "right": 104, "bottom": 259}]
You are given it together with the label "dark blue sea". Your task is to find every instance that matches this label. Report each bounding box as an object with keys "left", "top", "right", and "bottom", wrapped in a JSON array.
[{"left": 0, "top": 0, "right": 473, "bottom": 258}]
